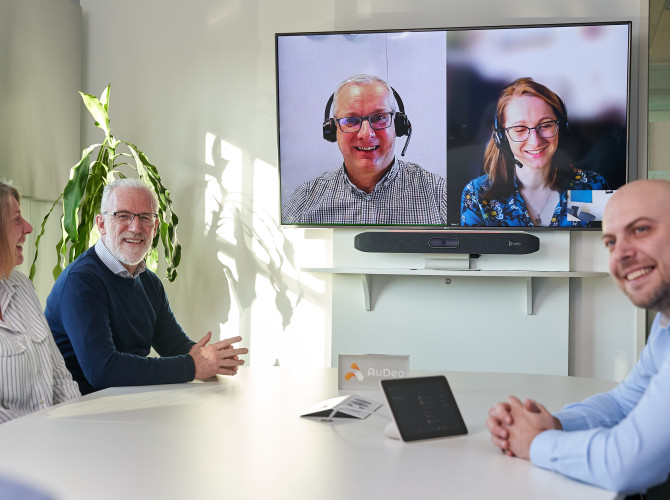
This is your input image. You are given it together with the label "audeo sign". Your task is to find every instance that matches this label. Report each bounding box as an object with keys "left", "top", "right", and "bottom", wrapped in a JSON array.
[{"left": 338, "top": 354, "right": 410, "bottom": 390}]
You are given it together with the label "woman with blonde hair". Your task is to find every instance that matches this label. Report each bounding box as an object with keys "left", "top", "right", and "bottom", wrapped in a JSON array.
[
  {"left": 0, "top": 181, "right": 79, "bottom": 422},
  {"left": 460, "top": 78, "right": 609, "bottom": 227}
]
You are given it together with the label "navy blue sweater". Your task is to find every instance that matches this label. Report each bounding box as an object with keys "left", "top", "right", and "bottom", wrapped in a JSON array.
[{"left": 45, "top": 247, "right": 195, "bottom": 394}]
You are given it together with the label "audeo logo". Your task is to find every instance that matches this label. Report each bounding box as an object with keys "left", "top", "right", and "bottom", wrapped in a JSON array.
[
  {"left": 367, "top": 368, "right": 406, "bottom": 377},
  {"left": 345, "top": 363, "right": 407, "bottom": 382},
  {"left": 344, "top": 363, "right": 364, "bottom": 381}
]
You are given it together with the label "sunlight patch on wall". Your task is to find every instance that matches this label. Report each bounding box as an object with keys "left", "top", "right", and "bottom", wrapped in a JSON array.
[
  {"left": 251, "top": 157, "right": 328, "bottom": 294},
  {"left": 283, "top": 229, "right": 330, "bottom": 294},
  {"left": 251, "top": 157, "right": 279, "bottom": 267},
  {"left": 251, "top": 275, "right": 329, "bottom": 367},
  {"left": 216, "top": 247, "right": 244, "bottom": 340},
  {"left": 250, "top": 156, "right": 330, "bottom": 365},
  {"left": 204, "top": 132, "right": 217, "bottom": 167},
  {"left": 203, "top": 135, "right": 243, "bottom": 244},
  {"left": 203, "top": 132, "right": 332, "bottom": 366},
  {"left": 204, "top": 133, "right": 246, "bottom": 347}
]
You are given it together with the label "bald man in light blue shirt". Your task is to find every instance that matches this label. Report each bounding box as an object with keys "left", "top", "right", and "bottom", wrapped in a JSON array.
[{"left": 487, "top": 179, "right": 670, "bottom": 496}]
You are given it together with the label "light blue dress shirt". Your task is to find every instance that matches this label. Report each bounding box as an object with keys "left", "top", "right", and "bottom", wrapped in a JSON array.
[{"left": 530, "top": 313, "right": 670, "bottom": 494}]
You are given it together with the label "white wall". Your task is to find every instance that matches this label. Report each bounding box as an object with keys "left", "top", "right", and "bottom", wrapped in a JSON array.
[
  {"left": 0, "top": 0, "right": 82, "bottom": 306},
  {"left": 78, "top": 0, "right": 341, "bottom": 368},
  {"left": 0, "top": 0, "right": 82, "bottom": 201},
  {"left": 17, "top": 0, "right": 645, "bottom": 380}
]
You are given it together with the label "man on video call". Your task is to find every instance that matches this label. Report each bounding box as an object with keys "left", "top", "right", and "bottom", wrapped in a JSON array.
[
  {"left": 281, "top": 74, "right": 447, "bottom": 225},
  {"left": 487, "top": 179, "right": 670, "bottom": 497}
]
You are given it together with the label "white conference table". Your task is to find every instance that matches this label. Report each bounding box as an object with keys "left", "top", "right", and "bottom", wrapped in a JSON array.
[{"left": 0, "top": 367, "right": 622, "bottom": 500}]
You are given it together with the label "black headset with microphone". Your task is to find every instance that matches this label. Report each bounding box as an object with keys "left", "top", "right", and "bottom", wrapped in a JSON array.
[
  {"left": 322, "top": 87, "right": 413, "bottom": 156},
  {"left": 492, "top": 95, "right": 569, "bottom": 168}
]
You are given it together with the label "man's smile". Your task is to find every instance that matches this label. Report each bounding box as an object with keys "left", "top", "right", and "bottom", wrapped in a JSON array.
[
  {"left": 624, "top": 266, "right": 654, "bottom": 282},
  {"left": 120, "top": 233, "right": 147, "bottom": 246}
]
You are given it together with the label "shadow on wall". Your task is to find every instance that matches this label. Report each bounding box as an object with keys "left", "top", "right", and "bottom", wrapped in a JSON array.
[
  {"left": 193, "top": 139, "right": 304, "bottom": 334},
  {"left": 204, "top": 193, "right": 301, "bottom": 329}
]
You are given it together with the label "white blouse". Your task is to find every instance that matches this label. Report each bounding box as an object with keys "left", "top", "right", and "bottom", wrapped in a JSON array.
[{"left": 0, "top": 269, "right": 80, "bottom": 423}]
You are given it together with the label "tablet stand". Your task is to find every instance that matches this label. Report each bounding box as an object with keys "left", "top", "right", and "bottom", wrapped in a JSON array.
[{"left": 384, "top": 421, "right": 401, "bottom": 440}]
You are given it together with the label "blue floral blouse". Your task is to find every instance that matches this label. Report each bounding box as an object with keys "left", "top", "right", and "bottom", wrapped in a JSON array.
[{"left": 460, "top": 169, "right": 610, "bottom": 227}]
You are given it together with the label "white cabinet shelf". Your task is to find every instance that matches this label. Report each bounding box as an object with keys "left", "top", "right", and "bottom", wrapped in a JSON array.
[{"left": 302, "top": 267, "right": 609, "bottom": 314}]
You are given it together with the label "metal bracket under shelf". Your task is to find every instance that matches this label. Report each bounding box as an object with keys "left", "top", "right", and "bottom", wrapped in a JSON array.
[
  {"left": 360, "top": 273, "right": 537, "bottom": 315},
  {"left": 302, "top": 268, "right": 608, "bottom": 315}
]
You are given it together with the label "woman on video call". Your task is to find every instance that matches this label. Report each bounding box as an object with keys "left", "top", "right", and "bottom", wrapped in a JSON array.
[{"left": 460, "top": 77, "right": 609, "bottom": 227}]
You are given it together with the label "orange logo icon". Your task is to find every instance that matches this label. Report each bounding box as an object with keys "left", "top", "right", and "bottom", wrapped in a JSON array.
[{"left": 344, "top": 363, "right": 364, "bottom": 381}]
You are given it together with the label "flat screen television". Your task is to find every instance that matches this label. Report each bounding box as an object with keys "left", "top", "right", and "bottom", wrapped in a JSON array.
[{"left": 276, "top": 22, "right": 631, "bottom": 230}]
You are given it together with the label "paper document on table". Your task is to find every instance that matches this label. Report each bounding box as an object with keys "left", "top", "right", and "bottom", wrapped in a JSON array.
[{"left": 301, "top": 394, "right": 382, "bottom": 419}]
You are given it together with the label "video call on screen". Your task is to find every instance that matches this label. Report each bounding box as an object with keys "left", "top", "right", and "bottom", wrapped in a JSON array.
[{"left": 276, "top": 22, "right": 631, "bottom": 228}]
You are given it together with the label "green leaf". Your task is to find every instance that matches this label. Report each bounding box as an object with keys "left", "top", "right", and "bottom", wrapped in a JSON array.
[
  {"left": 172, "top": 241, "right": 182, "bottom": 267},
  {"left": 100, "top": 84, "right": 110, "bottom": 113},
  {"left": 53, "top": 231, "right": 68, "bottom": 281},
  {"left": 33, "top": 83, "right": 183, "bottom": 284},
  {"left": 123, "top": 140, "right": 182, "bottom": 282},
  {"left": 145, "top": 247, "right": 158, "bottom": 274},
  {"left": 28, "top": 194, "right": 63, "bottom": 281},
  {"left": 80, "top": 90, "right": 110, "bottom": 137},
  {"left": 63, "top": 153, "right": 91, "bottom": 241}
]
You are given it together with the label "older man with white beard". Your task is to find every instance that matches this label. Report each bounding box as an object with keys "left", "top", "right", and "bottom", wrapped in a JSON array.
[{"left": 45, "top": 179, "right": 247, "bottom": 395}]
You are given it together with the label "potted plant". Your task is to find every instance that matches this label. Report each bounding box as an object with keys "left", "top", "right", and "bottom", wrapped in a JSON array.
[{"left": 29, "top": 84, "right": 181, "bottom": 282}]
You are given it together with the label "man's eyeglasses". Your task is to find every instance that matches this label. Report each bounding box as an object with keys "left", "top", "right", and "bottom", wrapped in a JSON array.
[
  {"left": 103, "top": 211, "right": 158, "bottom": 226},
  {"left": 334, "top": 112, "right": 395, "bottom": 133},
  {"left": 504, "top": 120, "right": 560, "bottom": 142}
]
